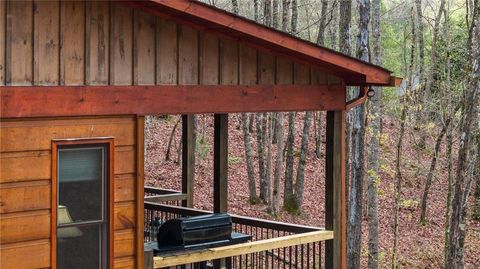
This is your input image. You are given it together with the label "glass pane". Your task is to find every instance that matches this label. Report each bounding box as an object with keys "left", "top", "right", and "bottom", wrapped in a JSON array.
[
  {"left": 57, "top": 225, "right": 101, "bottom": 269},
  {"left": 58, "top": 148, "right": 104, "bottom": 223}
]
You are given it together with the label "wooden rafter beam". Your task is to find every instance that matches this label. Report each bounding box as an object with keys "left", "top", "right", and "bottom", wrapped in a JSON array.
[{"left": 0, "top": 85, "right": 346, "bottom": 118}]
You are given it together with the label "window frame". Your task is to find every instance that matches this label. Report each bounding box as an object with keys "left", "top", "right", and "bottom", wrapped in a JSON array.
[{"left": 51, "top": 138, "right": 114, "bottom": 269}]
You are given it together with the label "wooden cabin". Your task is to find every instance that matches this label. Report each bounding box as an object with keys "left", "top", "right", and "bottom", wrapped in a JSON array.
[{"left": 0, "top": 1, "right": 399, "bottom": 269}]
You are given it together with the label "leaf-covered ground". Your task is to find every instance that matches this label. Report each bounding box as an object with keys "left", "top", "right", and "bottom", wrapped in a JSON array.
[{"left": 144, "top": 114, "right": 480, "bottom": 269}]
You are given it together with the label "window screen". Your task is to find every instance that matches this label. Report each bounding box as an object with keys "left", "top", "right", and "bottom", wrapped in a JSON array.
[{"left": 57, "top": 146, "right": 109, "bottom": 269}]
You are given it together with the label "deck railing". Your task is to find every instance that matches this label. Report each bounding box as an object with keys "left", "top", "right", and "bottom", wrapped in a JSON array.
[{"left": 144, "top": 187, "right": 330, "bottom": 268}]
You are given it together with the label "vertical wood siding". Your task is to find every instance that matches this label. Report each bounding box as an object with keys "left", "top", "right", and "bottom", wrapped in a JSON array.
[{"left": 1, "top": 0, "right": 341, "bottom": 88}]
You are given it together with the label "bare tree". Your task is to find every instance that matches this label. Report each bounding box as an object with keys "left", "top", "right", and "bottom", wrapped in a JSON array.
[
  {"left": 473, "top": 119, "right": 480, "bottom": 220},
  {"left": 338, "top": 0, "right": 353, "bottom": 211},
  {"left": 314, "top": 0, "right": 328, "bottom": 160},
  {"left": 272, "top": 112, "right": 285, "bottom": 214},
  {"left": 256, "top": 113, "right": 268, "bottom": 202},
  {"left": 231, "top": 0, "right": 238, "bottom": 14},
  {"left": 293, "top": 112, "right": 313, "bottom": 211},
  {"left": 338, "top": 0, "right": 352, "bottom": 55},
  {"left": 281, "top": 0, "right": 290, "bottom": 31},
  {"left": 348, "top": 1, "right": 369, "bottom": 268},
  {"left": 254, "top": 0, "right": 260, "bottom": 21},
  {"left": 272, "top": 0, "right": 279, "bottom": 29},
  {"left": 316, "top": 0, "right": 328, "bottom": 45},
  {"left": 266, "top": 115, "right": 273, "bottom": 204},
  {"left": 242, "top": 114, "right": 258, "bottom": 203},
  {"left": 284, "top": 112, "right": 296, "bottom": 210},
  {"left": 446, "top": 2, "right": 479, "bottom": 266},
  {"left": 414, "top": 0, "right": 425, "bottom": 101},
  {"left": 392, "top": 8, "right": 416, "bottom": 269},
  {"left": 264, "top": 0, "right": 272, "bottom": 27},
  {"left": 420, "top": 118, "right": 451, "bottom": 223},
  {"left": 165, "top": 117, "right": 181, "bottom": 161},
  {"left": 418, "top": 0, "right": 446, "bottom": 149},
  {"left": 290, "top": 0, "right": 297, "bottom": 34},
  {"left": 367, "top": 0, "right": 382, "bottom": 267}
]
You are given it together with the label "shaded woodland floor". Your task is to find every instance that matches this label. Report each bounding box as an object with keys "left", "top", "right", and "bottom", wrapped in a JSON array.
[{"left": 144, "top": 114, "right": 480, "bottom": 269}]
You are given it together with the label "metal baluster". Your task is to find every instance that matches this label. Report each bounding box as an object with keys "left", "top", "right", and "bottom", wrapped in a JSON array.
[{"left": 313, "top": 242, "right": 316, "bottom": 269}]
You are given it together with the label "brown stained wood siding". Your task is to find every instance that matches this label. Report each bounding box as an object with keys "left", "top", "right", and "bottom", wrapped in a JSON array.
[
  {"left": 60, "top": 0, "right": 85, "bottom": 85},
  {"left": 0, "top": 0, "right": 5, "bottom": 85},
  {"left": 0, "top": 116, "right": 139, "bottom": 269},
  {"left": 1, "top": 0, "right": 340, "bottom": 87},
  {"left": 86, "top": 1, "right": 110, "bottom": 85},
  {"left": 133, "top": 9, "right": 156, "bottom": 85},
  {"left": 200, "top": 32, "right": 219, "bottom": 85},
  {"left": 33, "top": 0, "right": 60, "bottom": 85},
  {"left": 110, "top": 4, "right": 133, "bottom": 85},
  {"left": 5, "top": 0, "right": 33, "bottom": 85}
]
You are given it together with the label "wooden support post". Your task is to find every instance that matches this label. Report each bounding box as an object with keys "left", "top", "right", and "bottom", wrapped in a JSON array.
[
  {"left": 182, "top": 115, "right": 195, "bottom": 208},
  {"left": 213, "top": 113, "right": 229, "bottom": 269},
  {"left": 213, "top": 113, "right": 228, "bottom": 212},
  {"left": 137, "top": 116, "right": 146, "bottom": 269},
  {"left": 325, "top": 110, "right": 347, "bottom": 269}
]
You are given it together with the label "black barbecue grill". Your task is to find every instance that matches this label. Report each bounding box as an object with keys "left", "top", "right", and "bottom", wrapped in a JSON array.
[{"left": 151, "top": 213, "right": 251, "bottom": 254}]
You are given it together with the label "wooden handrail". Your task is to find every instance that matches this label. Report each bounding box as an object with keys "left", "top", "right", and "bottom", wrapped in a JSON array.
[
  {"left": 144, "top": 193, "right": 189, "bottom": 203},
  {"left": 144, "top": 202, "right": 321, "bottom": 233},
  {"left": 144, "top": 186, "right": 181, "bottom": 195},
  {"left": 152, "top": 230, "right": 333, "bottom": 268}
]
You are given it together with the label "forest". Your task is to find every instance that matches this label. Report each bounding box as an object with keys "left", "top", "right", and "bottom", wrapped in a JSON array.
[{"left": 144, "top": 0, "right": 480, "bottom": 268}]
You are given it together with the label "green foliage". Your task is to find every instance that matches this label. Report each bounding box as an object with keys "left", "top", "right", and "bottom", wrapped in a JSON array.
[
  {"left": 400, "top": 198, "right": 419, "bottom": 210},
  {"left": 195, "top": 135, "right": 209, "bottom": 160},
  {"left": 283, "top": 197, "right": 301, "bottom": 215},
  {"left": 228, "top": 156, "right": 242, "bottom": 165}
]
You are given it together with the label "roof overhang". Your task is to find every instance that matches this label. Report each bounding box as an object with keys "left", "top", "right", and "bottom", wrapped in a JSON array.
[{"left": 118, "top": 0, "right": 400, "bottom": 87}]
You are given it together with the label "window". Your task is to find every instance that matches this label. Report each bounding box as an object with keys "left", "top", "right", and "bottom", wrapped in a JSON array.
[{"left": 53, "top": 139, "right": 113, "bottom": 269}]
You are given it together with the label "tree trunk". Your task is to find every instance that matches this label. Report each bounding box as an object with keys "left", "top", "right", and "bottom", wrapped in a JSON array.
[
  {"left": 316, "top": 0, "right": 328, "bottom": 45},
  {"left": 314, "top": 0, "right": 328, "bottom": 160},
  {"left": 254, "top": 0, "right": 260, "bottom": 21},
  {"left": 281, "top": 0, "right": 290, "bottom": 31},
  {"left": 290, "top": 0, "right": 297, "bottom": 34},
  {"left": 446, "top": 4, "right": 479, "bottom": 266},
  {"left": 264, "top": 0, "right": 272, "bottom": 27},
  {"left": 315, "top": 112, "right": 323, "bottom": 159},
  {"left": 444, "top": 113, "right": 454, "bottom": 262},
  {"left": 272, "top": 112, "right": 285, "bottom": 214},
  {"left": 284, "top": 112, "right": 296, "bottom": 210},
  {"left": 293, "top": 112, "right": 312, "bottom": 211},
  {"left": 242, "top": 113, "right": 258, "bottom": 203},
  {"left": 231, "top": 0, "right": 238, "bottom": 14},
  {"left": 392, "top": 8, "right": 416, "bottom": 269},
  {"left": 367, "top": 0, "right": 381, "bottom": 267},
  {"left": 473, "top": 125, "right": 480, "bottom": 220},
  {"left": 419, "top": 119, "right": 450, "bottom": 223},
  {"left": 414, "top": 0, "right": 425, "bottom": 99},
  {"left": 165, "top": 117, "right": 181, "bottom": 161},
  {"left": 338, "top": 0, "right": 352, "bottom": 213},
  {"left": 266, "top": 114, "right": 273, "bottom": 205},
  {"left": 338, "top": 0, "right": 352, "bottom": 56},
  {"left": 347, "top": 2, "right": 369, "bottom": 268},
  {"left": 328, "top": 2, "right": 339, "bottom": 51},
  {"left": 418, "top": 0, "right": 446, "bottom": 149},
  {"left": 256, "top": 113, "right": 268, "bottom": 202},
  {"left": 272, "top": 0, "right": 279, "bottom": 29}
]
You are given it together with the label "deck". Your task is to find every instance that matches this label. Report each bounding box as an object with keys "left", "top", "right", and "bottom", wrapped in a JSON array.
[{"left": 144, "top": 187, "right": 333, "bottom": 269}]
